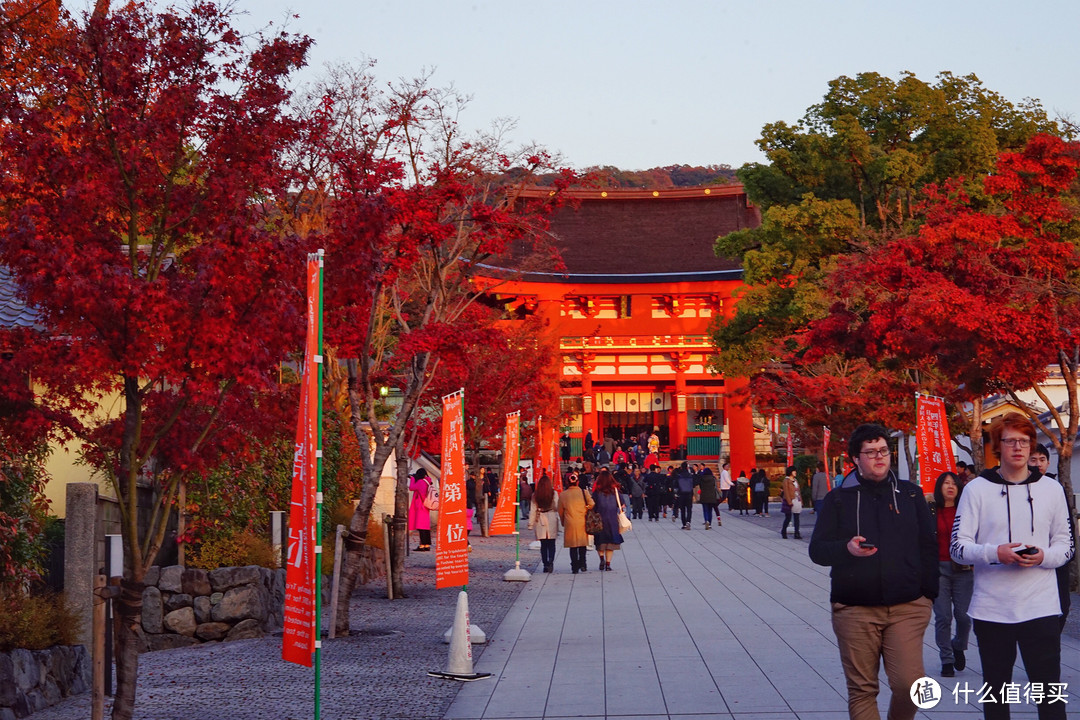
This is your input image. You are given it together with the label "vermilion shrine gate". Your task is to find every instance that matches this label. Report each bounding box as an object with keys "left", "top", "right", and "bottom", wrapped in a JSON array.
[{"left": 480, "top": 186, "right": 760, "bottom": 474}]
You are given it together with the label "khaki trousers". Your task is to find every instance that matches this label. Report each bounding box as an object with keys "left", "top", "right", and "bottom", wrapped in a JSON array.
[{"left": 831, "top": 597, "right": 932, "bottom": 720}]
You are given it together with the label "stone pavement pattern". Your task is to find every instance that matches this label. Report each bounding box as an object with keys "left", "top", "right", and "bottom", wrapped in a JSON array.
[
  {"left": 29, "top": 508, "right": 1080, "bottom": 720},
  {"left": 449, "top": 508, "right": 1079, "bottom": 720},
  {"left": 31, "top": 536, "right": 527, "bottom": 720}
]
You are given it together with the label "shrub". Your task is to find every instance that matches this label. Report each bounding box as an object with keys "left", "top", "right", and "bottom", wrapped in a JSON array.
[
  {"left": 0, "top": 590, "right": 81, "bottom": 652},
  {"left": 188, "top": 530, "right": 278, "bottom": 570}
]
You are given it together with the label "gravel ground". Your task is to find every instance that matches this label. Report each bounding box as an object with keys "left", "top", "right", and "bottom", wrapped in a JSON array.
[{"left": 32, "top": 530, "right": 533, "bottom": 720}]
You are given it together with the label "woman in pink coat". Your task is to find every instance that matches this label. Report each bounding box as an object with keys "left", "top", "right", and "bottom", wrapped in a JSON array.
[{"left": 408, "top": 468, "right": 434, "bottom": 551}]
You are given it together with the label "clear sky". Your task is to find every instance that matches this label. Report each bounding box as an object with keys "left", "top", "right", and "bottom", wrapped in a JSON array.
[{"left": 70, "top": 1, "right": 1080, "bottom": 172}]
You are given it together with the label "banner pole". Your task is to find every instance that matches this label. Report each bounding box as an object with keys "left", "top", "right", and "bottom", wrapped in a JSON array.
[{"left": 314, "top": 250, "right": 325, "bottom": 720}]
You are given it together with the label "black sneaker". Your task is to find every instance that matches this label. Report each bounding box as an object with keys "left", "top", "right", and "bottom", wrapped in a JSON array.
[
  {"left": 954, "top": 648, "right": 966, "bottom": 671},
  {"left": 941, "top": 663, "right": 955, "bottom": 678}
]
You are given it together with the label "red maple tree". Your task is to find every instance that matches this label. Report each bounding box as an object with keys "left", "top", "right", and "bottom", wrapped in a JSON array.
[
  {"left": 809, "top": 134, "right": 1080, "bottom": 518},
  {"left": 0, "top": 4, "right": 311, "bottom": 717}
]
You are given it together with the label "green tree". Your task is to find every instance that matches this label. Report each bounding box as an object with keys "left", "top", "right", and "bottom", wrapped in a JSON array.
[{"left": 711, "top": 72, "right": 1059, "bottom": 440}]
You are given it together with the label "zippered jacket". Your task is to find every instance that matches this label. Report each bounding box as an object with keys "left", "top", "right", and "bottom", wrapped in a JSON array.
[{"left": 809, "top": 469, "right": 938, "bottom": 606}]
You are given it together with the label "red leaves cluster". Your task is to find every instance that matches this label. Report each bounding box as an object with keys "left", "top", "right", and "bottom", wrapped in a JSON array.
[
  {"left": 810, "top": 134, "right": 1080, "bottom": 409},
  {"left": 0, "top": 2, "right": 311, "bottom": 555}
]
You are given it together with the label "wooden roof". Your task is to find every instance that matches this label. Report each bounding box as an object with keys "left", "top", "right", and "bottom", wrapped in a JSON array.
[{"left": 506, "top": 186, "right": 756, "bottom": 281}]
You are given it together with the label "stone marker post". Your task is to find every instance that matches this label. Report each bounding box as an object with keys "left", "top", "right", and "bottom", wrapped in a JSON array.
[{"left": 65, "top": 483, "right": 99, "bottom": 649}]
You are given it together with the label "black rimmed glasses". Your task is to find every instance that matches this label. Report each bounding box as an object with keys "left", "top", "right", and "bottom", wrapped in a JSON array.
[
  {"left": 859, "top": 448, "right": 891, "bottom": 459},
  {"left": 1000, "top": 438, "right": 1031, "bottom": 448}
]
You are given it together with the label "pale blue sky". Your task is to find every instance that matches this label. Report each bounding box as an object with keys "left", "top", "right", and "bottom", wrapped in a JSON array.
[{"left": 71, "top": 1, "right": 1080, "bottom": 171}]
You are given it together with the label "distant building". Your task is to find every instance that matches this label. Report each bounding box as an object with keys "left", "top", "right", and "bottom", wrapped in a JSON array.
[{"left": 478, "top": 186, "right": 759, "bottom": 473}]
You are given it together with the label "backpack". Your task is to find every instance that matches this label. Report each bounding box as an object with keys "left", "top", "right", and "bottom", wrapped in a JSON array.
[{"left": 421, "top": 480, "right": 440, "bottom": 511}]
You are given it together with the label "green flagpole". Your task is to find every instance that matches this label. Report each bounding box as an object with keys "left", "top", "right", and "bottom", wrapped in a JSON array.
[
  {"left": 513, "top": 413, "right": 521, "bottom": 564},
  {"left": 314, "top": 249, "right": 325, "bottom": 720}
]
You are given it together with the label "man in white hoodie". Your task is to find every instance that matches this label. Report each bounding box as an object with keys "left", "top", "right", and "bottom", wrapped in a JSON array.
[{"left": 951, "top": 412, "right": 1074, "bottom": 720}]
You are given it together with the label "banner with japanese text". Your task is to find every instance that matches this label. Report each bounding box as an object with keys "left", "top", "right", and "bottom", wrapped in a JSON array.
[
  {"left": 282, "top": 253, "right": 323, "bottom": 667},
  {"left": 916, "top": 395, "right": 955, "bottom": 493},
  {"left": 786, "top": 430, "right": 794, "bottom": 467},
  {"left": 436, "top": 391, "right": 469, "bottom": 588},
  {"left": 823, "top": 426, "right": 831, "bottom": 454},
  {"left": 549, "top": 426, "right": 562, "bottom": 491},
  {"left": 534, "top": 416, "right": 543, "bottom": 480},
  {"left": 489, "top": 412, "right": 520, "bottom": 535}
]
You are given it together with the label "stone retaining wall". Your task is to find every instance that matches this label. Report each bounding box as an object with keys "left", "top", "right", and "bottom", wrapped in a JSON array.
[
  {"left": 0, "top": 646, "right": 90, "bottom": 719},
  {"left": 139, "top": 565, "right": 286, "bottom": 652}
]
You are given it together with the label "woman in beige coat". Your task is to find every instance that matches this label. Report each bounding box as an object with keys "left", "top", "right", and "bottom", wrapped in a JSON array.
[
  {"left": 557, "top": 472, "right": 594, "bottom": 574},
  {"left": 528, "top": 474, "right": 560, "bottom": 573}
]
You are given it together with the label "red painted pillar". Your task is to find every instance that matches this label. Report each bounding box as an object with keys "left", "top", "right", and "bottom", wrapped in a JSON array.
[
  {"left": 672, "top": 371, "right": 687, "bottom": 457},
  {"left": 725, "top": 376, "right": 755, "bottom": 477},
  {"left": 581, "top": 374, "right": 597, "bottom": 446}
]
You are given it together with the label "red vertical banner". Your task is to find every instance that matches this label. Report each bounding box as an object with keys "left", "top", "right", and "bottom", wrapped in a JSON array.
[
  {"left": 534, "top": 416, "right": 544, "bottom": 480},
  {"left": 548, "top": 426, "right": 561, "bottom": 491},
  {"left": 283, "top": 254, "right": 322, "bottom": 667},
  {"left": 916, "top": 395, "right": 955, "bottom": 494},
  {"left": 437, "top": 391, "right": 469, "bottom": 588},
  {"left": 786, "top": 429, "right": 794, "bottom": 467},
  {"left": 490, "top": 412, "right": 520, "bottom": 535},
  {"left": 823, "top": 426, "right": 831, "bottom": 454}
]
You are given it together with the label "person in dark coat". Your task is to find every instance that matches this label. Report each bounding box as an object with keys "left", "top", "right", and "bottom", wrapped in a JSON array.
[
  {"left": 591, "top": 469, "right": 624, "bottom": 571},
  {"left": 809, "top": 423, "right": 938, "bottom": 720},
  {"left": 644, "top": 465, "right": 664, "bottom": 521}
]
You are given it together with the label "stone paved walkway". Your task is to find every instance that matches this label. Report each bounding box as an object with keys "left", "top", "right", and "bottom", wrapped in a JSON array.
[{"left": 29, "top": 506, "right": 1080, "bottom": 720}]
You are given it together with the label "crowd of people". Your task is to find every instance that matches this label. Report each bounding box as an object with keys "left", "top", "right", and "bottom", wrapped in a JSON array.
[{"left": 406, "top": 414, "right": 1074, "bottom": 720}]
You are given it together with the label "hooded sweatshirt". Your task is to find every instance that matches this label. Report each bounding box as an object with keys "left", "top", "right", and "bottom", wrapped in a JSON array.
[{"left": 950, "top": 468, "right": 1074, "bottom": 624}]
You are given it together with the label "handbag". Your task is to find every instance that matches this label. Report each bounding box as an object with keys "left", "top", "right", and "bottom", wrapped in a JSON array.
[
  {"left": 617, "top": 495, "right": 632, "bottom": 533},
  {"left": 585, "top": 506, "right": 604, "bottom": 535}
]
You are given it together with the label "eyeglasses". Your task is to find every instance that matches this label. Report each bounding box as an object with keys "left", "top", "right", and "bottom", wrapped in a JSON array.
[
  {"left": 1000, "top": 438, "right": 1030, "bottom": 448},
  {"left": 859, "top": 448, "right": 891, "bottom": 459}
]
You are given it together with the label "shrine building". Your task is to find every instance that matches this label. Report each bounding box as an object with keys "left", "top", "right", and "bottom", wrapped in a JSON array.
[{"left": 479, "top": 186, "right": 760, "bottom": 474}]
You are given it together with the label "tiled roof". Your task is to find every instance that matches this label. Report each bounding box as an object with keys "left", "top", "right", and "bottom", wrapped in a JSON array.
[
  {"left": 0, "top": 266, "right": 42, "bottom": 329},
  {"left": 507, "top": 187, "right": 756, "bottom": 280}
]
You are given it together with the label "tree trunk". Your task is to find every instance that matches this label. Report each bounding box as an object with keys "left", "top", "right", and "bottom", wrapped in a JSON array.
[
  {"left": 968, "top": 396, "right": 985, "bottom": 472},
  {"left": 1056, "top": 443, "right": 1078, "bottom": 592},
  {"left": 391, "top": 436, "right": 409, "bottom": 599},
  {"left": 109, "top": 578, "right": 144, "bottom": 720},
  {"left": 902, "top": 434, "right": 914, "bottom": 480}
]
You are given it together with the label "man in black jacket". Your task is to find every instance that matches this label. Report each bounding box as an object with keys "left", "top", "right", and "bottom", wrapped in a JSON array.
[{"left": 809, "top": 423, "right": 938, "bottom": 720}]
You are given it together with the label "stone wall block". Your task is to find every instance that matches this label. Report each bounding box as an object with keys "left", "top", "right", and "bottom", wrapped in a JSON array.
[
  {"left": 0, "top": 653, "right": 16, "bottom": 706},
  {"left": 141, "top": 586, "right": 163, "bottom": 634},
  {"left": 193, "top": 596, "right": 212, "bottom": 624},
  {"left": 225, "top": 618, "right": 265, "bottom": 642},
  {"left": 41, "top": 677, "right": 61, "bottom": 707},
  {"left": 158, "top": 565, "right": 183, "bottom": 593},
  {"left": 208, "top": 565, "right": 261, "bottom": 592},
  {"left": 145, "top": 634, "right": 199, "bottom": 653},
  {"left": 210, "top": 584, "right": 267, "bottom": 624},
  {"left": 144, "top": 565, "right": 161, "bottom": 588},
  {"left": 0, "top": 706, "right": 14, "bottom": 720},
  {"left": 10, "top": 650, "right": 38, "bottom": 693},
  {"left": 194, "top": 622, "right": 231, "bottom": 641},
  {"left": 163, "top": 593, "right": 192, "bottom": 614},
  {"left": 162, "top": 607, "right": 197, "bottom": 637},
  {"left": 181, "top": 568, "right": 211, "bottom": 597},
  {"left": 209, "top": 592, "right": 223, "bottom": 605}
]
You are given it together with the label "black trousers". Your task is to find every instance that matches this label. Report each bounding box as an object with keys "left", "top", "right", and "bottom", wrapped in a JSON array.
[
  {"left": 569, "top": 546, "right": 587, "bottom": 571},
  {"left": 539, "top": 539, "right": 555, "bottom": 565},
  {"left": 631, "top": 496, "right": 644, "bottom": 519},
  {"left": 678, "top": 492, "right": 694, "bottom": 525},
  {"left": 646, "top": 495, "right": 661, "bottom": 519},
  {"left": 973, "top": 616, "right": 1065, "bottom": 720}
]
